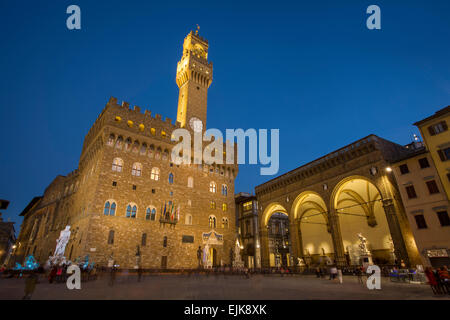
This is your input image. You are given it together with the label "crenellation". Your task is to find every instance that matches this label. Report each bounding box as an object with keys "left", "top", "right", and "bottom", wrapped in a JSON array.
[{"left": 16, "top": 30, "right": 238, "bottom": 270}]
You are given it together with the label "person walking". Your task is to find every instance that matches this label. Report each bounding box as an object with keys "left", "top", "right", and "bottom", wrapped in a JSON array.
[{"left": 22, "top": 272, "right": 39, "bottom": 300}]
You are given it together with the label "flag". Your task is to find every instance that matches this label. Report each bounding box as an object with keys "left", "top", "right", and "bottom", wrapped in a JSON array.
[
  {"left": 171, "top": 202, "right": 174, "bottom": 221},
  {"left": 177, "top": 205, "right": 180, "bottom": 222},
  {"left": 163, "top": 202, "right": 167, "bottom": 220}
]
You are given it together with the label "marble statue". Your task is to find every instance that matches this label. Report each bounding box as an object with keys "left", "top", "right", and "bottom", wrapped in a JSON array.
[{"left": 54, "top": 226, "right": 71, "bottom": 257}]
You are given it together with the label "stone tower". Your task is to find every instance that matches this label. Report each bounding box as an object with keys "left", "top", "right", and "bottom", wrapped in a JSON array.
[{"left": 176, "top": 30, "right": 213, "bottom": 130}]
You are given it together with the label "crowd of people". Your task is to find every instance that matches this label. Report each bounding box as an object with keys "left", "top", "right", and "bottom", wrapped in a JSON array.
[{"left": 424, "top": 266, "right": 450, "bottom": 295}]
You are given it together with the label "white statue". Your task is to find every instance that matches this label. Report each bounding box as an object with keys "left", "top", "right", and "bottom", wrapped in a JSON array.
[
  {"left": 54, "top": 226, "right": 71, "bottom": 257},
  {"left": 357, "top": 233, "right": 370, "bottom": 255},
  {"left": 203, "top": 243, "right": 210, "bottom": 267},
  {"left": 232, "top": 239, "right": 244, "bottom": 268},
  {"left": 234, "top": 240, "right": 241, "bottom": 262}
]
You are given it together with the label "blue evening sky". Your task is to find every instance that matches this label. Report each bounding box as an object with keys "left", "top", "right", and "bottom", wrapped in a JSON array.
[{"left": 0, "top": 0, "right": 449, "bottom": 230}]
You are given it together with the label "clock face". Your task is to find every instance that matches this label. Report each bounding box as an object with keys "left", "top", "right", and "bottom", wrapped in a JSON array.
[{"left": 189, "top": 117, "right": 203, "bottom": 132}]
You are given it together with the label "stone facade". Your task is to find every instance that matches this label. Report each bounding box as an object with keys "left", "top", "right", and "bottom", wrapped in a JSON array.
[
  {"left": 255, "top": 135, "right": 422, "bottom": 268},
  {"left": 15, "top": 31, "right": 238, "bottom": 269}
]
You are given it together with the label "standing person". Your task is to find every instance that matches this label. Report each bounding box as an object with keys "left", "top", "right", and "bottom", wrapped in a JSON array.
[
  {"left": 331, "top": 266, "right": 338, "bottom": 280},
  {"left": 137, "top": 267, "right": 143, "bottom": 282},
  {"left": 315, "top": 267, "right": 320, "bottom": 278},
  {"left": 357, "top": 266, "right": 364, "bottom": 285},
  {"left": 22, "top": 272, "right": 38, "bottom": 300},
  {"left": 48, "top": 265, "right": 57, "bottom": 284},
  {"left": 337, "top": 269, "right": 343, "bottom": 284},
  {"left": 437, "top": 266, "right": 450, "bottom": 294},
  {"left": 425, "top": 267, "right": 442, "bottom": 295},
  {"left": 109, "top": 266, "right": 116, "bottom": 287},
  {"left": 56, "top": 265, "right": 63, "bottom": 283}
]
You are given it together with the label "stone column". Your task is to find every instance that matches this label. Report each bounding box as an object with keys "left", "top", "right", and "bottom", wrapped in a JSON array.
[
  {"left": 382, "top": 199, "right": 409, "bottom": 266},
  {"left": 296, "top": 221, "right": 304, "bottom": 258},
  {"left": 329, "top": 211, "right": 346, "bottom": 267},
  {"left": 259, "top": 228, "right": 270, "bottom": 268}
]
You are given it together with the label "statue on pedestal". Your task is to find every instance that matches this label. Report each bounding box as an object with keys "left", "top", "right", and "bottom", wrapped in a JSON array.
[
  {"left": 55, "top": 226, "right": 71, "bottom": 257},
  {"left": 47, "top": 225, "right": 71, "bottom": 266},
  {"left": 357, "top": 233, "right": 373, "bottom": 267},
  {"left": 203, "top": 243, "right": 211, "bottom": 268},
  {"left": 232, "top": 239, "right": 244, "bottom": 268}
]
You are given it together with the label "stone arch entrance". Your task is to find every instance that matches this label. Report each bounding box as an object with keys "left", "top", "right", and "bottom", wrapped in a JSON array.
[
  {"left": 291, "top": 191, "right": 333, "bottom": 266},
  {"left": 331, "top": 177, "right": 394, "bottom": 266},
  {"left": 260, "top": 203, "right": 290, "bottom": 268}
]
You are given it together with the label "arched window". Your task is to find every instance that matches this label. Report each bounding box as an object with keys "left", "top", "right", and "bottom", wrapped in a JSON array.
[
  {"left": 222, "top": 218, "right": 229, "bottom": 229},
  {"left": 210, "top": 201, "right": 216, "bottom": 209},
  {"left": 222, "top": 203, "right": 228, "bottom": 212},
  {"left": 185, "top": 214, "right": 193, "bottom": 225},
  {"left": 187, "top": 177, "right": 194, "bottom": 188},
  {"left": 132, "top": 163, "right": 142, "bottom": 176},
  {"left": 107, "top": 134, "right": 115, "bottom": 146},
  {"left": 126, "top": 204, "right": 137, "bottom": 218},
  {"left": 151, "top": 167, "right": 160, "bottom": 181},
  {"left": 115, "top": 136, "right": 123, "bottom": 149},
  {"left": 148, "top": 145, "right": 154, "bottom": 158},
  {"left": 222, "top": 184, "right": 228, "bottom": 196},
  {"left": 162, "top": 149, "right": 169, "bottom": 161},
  {"left": 209, "top": 181, "right": 216, "bottom": 193},
  {"left": 146, "top": 207, "right": 156, "bottom": 221},
  {"left": 104, "top": 201, "right": 110, "bottom": 215},
  {"left": 209, "top": 216, "right": 216, "bottom": 228},
  {"left": 112, "top": 158, "right": 123, "bottom": 172},
  {"left": 141, "top": 233, "right": 147, "bottom": 246},
  {"left": 125, "top": 138, "right": 132, "bottom": 151},
  {"left": 104, "top": 201, "right": 116, "bottom": 216},
  {"left": 132, "top": 141, "right": 140, "bottom": 153},
  {"left": 168, "top": 173, "right": 174, "bottom": 184},
  {"left": 140, "top": 143, "right": 147, "bottom": 156}
]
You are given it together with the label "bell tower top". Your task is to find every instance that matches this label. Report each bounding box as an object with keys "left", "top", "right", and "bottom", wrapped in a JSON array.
[{"left": 176, "top": 29, "right": 213, "bottom": 130}]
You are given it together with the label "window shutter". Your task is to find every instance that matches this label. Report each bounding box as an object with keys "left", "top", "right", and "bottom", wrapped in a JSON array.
[{"left": 441, "top": 121, "right": 448, "bottom": 131}]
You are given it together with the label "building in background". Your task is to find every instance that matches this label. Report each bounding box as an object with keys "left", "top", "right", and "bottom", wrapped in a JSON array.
[
  {"left": 414, "top": 106, "right": 450, "bottom": 200},
  {"left": 0, "top": 200, "right": 16, "bottom": 266},
  {"left": 15, "top": 30, "right": 238, "bottom": 269},
  {"left": 235, "top": 193, "right": 261, "bottom": 269},
  {"left": 390, "top": 141, "right": 450, "bottom": 267}
]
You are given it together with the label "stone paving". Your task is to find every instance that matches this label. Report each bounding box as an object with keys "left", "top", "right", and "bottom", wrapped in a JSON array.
[{"left": 0, "top": 273, "right": 449, "bottom": 300}]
